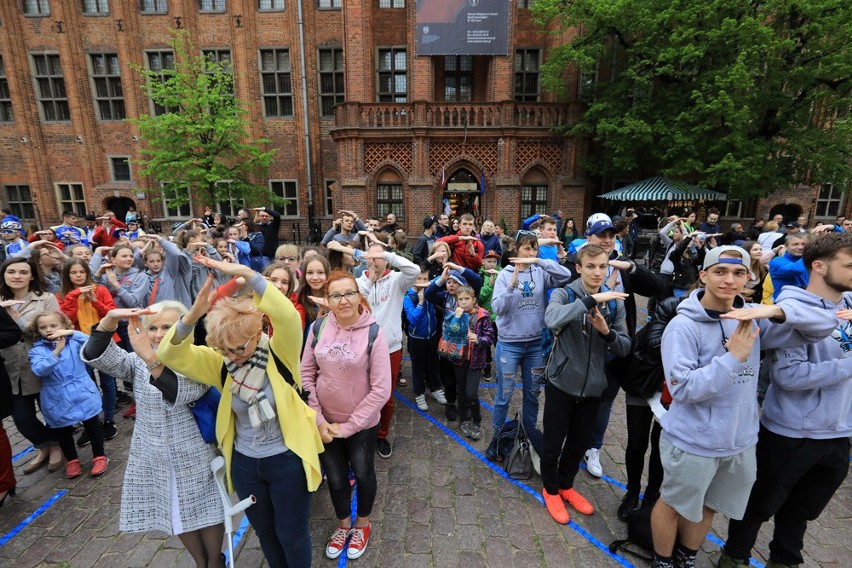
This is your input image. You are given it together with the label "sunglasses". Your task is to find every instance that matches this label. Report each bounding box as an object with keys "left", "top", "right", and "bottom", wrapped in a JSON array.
[{"left": 515, "top": 229, "right": 537, "bottom": 242}]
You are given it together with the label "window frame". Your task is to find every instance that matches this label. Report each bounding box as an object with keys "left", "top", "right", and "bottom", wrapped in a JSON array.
[
  {"left": 0, "top": 55, "right": 12, "bottom": 123},
  {"left": 81, "top": 0, "right": 109, "bottom": 15},
  {"left": 22, "top": 0, "right": 50, "bottom": 16},
  {"left": 722, "top": 199, "right": 743, "bottom": 219},
  {"left": 443, "top": 55, "right": 473, "bottom": 103},
  {"left": 816, "top": 183, "right": 845, "bottom": 220},
  {"left": 55, "top": 182, "right": 87, "bottom": 218},
  {"left": 258, "top": 0, "right": 284, "bottom": 10},
  {"left": 323, "top": 179, "right": 335, "bottom": 217},
  {"left": 201, "top": 48, "right": 234, "bottom": 98},
  {"left": 258, "top": 48, "right": 294, "bottom": 118},
  {"left": 377, "top": 47, "right": 407, "bottom": 103},
  {"left": 376, "top": 182, "right": 403, "bottom": 220},
  {"left": 31, "top": 52, "right": 70, "bottom": 122},
  {"left": 378, "top": 0, "right": 404, "bottom": 7},
  {"left": 4, "top": 185, "right": 35, "bottom": 221},
  {"left": 140, "top": 0, "right": 168, "bottom": 13},
  {"left": 215, "top": 180, "right": 244, "bottom": 217},
  {"left": 144, "top": 49, "right": 176, "bottom": 116},
  {"left": 159, "top": 182, "right": 193, "bottom": 219},
  {"left": 514, "top": 48, "right": 541, "bottom": 102},
  {"left": 317, "top": 0, "right": 341, "bottom": 9},
  {"left": 520, "top": 184, "right": 548, "bottom": 218},
  {"left": 89, "top": 52, "right": 126, "bottom": 121},
  {"left": 269, "top": 180, "right": 300, "bottom": 218},
  {"left": 109, "top": 156, "right": 132, "bottom": 182},
  {"left": 199, "top": 0, "right": 226, "bottom": 12},
  {"left": 318, "top": 47, "right": 344, "bottom": 117}
]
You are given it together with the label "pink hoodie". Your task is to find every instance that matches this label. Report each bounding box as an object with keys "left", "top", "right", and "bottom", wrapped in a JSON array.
[{"left": 300, "top": 308, "right": 392, "bottom": 438}]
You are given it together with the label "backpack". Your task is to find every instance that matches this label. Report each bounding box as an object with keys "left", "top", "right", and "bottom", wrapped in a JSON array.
[
  {"left": 503, "top": 413, "right": 533, "bottom": 480},
  {"left": 311, "top": 317, "right": 380, "bottom": 372},
  {"left": 609, "top": 505, "right": 654, "bottom": 562},
  {"left": 541, "top": 286, "right": 618, "bottom": 362}
]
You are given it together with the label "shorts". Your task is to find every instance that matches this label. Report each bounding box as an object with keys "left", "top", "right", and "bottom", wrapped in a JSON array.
[{"left": 659, "top": 435, "right": 756, "bottom": 523}]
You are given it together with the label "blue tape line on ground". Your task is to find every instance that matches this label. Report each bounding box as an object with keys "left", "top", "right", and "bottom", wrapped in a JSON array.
[
  {"left": 223, "top": 515, "right": 250, "bottom": 565},
  {"left": 338, "top": 484, "right": 359, "bottom": 568},
  {"left": 397, "top": 391, "right": 634, "bottom": 568},
  {"left": 0, "top": 489, "right": 67, "bottom": 547},
  {"left": 11, "top": 446, "right": 34, "bottom": 462},
  {"left": 478, "top": 383, "right": 522, "bottom": 389}
]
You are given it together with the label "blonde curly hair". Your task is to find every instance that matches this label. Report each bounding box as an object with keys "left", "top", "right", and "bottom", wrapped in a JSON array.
[{"left": 205, "top": 295, "right": 264, "bottom": 350}]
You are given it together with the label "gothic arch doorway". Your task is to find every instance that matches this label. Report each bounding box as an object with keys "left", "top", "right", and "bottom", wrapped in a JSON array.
[
  {"left": 443, "top": 168, "right": 482, "bottom": 222},
  {"left": 104, "top": 197, "right": 136, "bottom": 224},
  {"left": 768, "top": 203, "right": 803, "bottom": 224}
]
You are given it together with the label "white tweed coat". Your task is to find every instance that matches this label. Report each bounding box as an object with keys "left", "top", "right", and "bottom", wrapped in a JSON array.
[{"left": 84, "top": 340, "right": 224, "bottom": 534}]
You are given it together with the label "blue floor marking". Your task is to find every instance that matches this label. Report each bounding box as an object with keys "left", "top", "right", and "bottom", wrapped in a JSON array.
[
  {"left": 338, "top": 484, "right": 359, "bottom": 568},
  {"left": 11, "top": 446, "right": 34, "bottom": 462},
  {"left": 223, "top": 515, "right": 250, "bottom": 565},
  {"left": 0, "top": 490, "right": 67, "bottom": 547}
]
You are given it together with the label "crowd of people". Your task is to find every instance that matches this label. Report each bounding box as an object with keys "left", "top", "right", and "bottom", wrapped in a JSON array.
[{"left": 0, "top": 203, "right": 847, "bottom": 568}]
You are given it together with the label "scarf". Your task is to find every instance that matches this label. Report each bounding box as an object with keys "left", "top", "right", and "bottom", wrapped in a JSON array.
[{"left": 227, "top": 334, "right": 277, "bottom": 428}]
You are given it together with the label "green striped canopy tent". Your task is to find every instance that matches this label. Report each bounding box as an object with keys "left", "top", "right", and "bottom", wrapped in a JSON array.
[{"left": 598, "top": 177, "right": 727, "bottom": 201}]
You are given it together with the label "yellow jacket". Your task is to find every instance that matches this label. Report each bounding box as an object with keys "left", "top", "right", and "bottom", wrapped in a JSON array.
[{"left": 157, "top": 283, "right": 323, "bottom": 492}]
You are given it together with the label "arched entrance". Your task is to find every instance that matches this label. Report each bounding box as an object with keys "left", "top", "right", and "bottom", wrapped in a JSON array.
[
  {"left": 443, "top": 168, "right": 482, "bottom": 222},
  {"left": 768, "top": 203, "right": 803, "bottom": 224},
  {"left": 104, "top": 197, "right": 136, "bottom": 225}
]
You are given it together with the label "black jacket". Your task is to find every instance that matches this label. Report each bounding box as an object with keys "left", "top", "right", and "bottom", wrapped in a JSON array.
[
  {"left": 0, "top": 309, "right": 23, "bottom": 418},
  {"left": 258, "top": 209, "right": 282, "bottom": 259}
]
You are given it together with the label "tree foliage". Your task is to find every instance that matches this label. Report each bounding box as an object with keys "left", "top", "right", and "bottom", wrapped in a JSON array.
[
  {"left": 534, "top": 0, "right": 851, "bottom": 198},
  {"left": 131, "top": 30, "right": 277, "bottom": 210}
]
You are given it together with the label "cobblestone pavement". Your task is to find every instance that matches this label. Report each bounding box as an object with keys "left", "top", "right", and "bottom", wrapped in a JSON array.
[{"left": 1, "top": 358, "right": 850, "bottom": 567}]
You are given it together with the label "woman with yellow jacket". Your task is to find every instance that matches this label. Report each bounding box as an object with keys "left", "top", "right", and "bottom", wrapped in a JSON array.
[{"left": 157, "top": 258, "right": 323, "bottom": 568}]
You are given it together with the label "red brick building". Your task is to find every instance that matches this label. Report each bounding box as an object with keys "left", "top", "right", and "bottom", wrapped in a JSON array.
[{"left": 0, "top": 0, "right": 589, "bottom": 238}]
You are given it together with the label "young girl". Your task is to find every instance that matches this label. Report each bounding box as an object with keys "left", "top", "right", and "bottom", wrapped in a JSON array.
[
  {"left": 262, "top": 262, "right": 306, "bottom": 331},
  {"left": 27, "top": 311, "right": 107, "bottom": 478},
  {"left": 440, "top": 286, "right": 495, "bottom": 440},
  {"left": 297, "top": 255, "right": 331, "bottom": 330},
  {"left": 225, "top": 225, "right": 252, "bottom": 268},
  {"left": 58, "top": 259, "right": 118, "bottom": 442}
]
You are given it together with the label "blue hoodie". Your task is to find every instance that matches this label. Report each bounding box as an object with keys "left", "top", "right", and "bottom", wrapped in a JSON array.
[
  {"left": 403, "top": 287, "right": 439, "bottom": 340},
  {"left": 762, "top": 291, "right": 852, "bottom": 439},
  {"left": 660, "top": 286, "right": 837, "bottom": 457},
  {"left": 768, "top": 252, "right": 809, "bottom": 300}
]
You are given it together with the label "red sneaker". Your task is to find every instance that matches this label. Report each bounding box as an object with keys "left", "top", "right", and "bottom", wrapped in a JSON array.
[
  {"left": 347, "top": 522, "right": 371, "bottom": 559},
  {"left": 325, "top": 526, "right": 348, "bottom": 559},
  {"left": 65, "top": 459, "right": 82, "bottom": 479},
  {"left": 91, "top": 456, "right": 109, "bottom": 477},
  {"left": 559, "top": 487, "right": 595, "bottom": 515},
  {"left": 123, "top": 403, "right": 136, "bottom": 419},
  {"left": 542, "top": 489, "right": 569, "bottom": 524}
]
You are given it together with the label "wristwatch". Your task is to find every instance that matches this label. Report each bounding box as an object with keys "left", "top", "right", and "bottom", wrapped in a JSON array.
[{"left": 146, "top": 359, "right": 162, "bottom": 372}]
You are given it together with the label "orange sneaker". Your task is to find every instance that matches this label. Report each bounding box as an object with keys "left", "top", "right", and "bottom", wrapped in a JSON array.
[
  {"left": 91, "top": 456, "right": 109, "bottom": 477},
  {"left": 559, "top": 487, "right": 594, "bottom": 515},
  {"left": 542, "top": 489, "right": 569, "bottom": 524},
  {"left": 65, "top": 459, "right": 82, "bottom": 479}
]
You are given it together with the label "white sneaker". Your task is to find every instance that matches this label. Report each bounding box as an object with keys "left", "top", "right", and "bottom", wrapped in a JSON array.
[
  {"left": 584, "top": 448, "right": 603, "bottom": 478},
  {"left": 415, "top": 394, "right": 428, "bottom": 411},
  {"left": 428, "top": 389, "right": 448, "bottom": 405}
]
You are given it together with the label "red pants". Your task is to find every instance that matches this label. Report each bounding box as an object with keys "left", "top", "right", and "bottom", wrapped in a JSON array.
[
  {"left": 378, "top": 350, "right": 403, "bottom": 440},
  {"left": 0, "top": 424, "right": 16, "bottom": 494}
]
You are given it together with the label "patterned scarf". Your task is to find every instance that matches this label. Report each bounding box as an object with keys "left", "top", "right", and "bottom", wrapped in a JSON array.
[{"left": 227, "top": 334, "right": 277, "bottom": 428}]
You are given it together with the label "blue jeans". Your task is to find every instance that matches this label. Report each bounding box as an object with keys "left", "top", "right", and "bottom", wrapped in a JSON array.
[
  {"left": 231, "top": 450, "right": 312, "bottom": 568},
  {"left": 491, "top": 340, "right": 545, "bottom": 443},
  {"left": 589, "top": 367, "right": 620, "bottom": 450},
  {"left": 87, "top": 364, "right": 116, "bottom": 422}
]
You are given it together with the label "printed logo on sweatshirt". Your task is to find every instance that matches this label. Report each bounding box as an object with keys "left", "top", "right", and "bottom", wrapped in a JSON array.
[
  {"left": 830, "top": 322, "right": 852, "bottom": 358},
  {"left": 323, "top": 340, "right": 358, "bottom": 372},
  {"left": 516, "top": 279, "right": 536, "bottom": 298}
]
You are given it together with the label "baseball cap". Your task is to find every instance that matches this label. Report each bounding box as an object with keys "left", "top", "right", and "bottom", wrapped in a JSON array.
[
  {"left": 484, "top": 250, "right": 501, "bottom": 260},
  {"left": 588, "top": 220, "right": 616, "bottom": 236},
  {"left": 702, "top": 245, "right": 752, "bottom": 273},
  {"left": 448, "top": 270, "right": 468, "bottom": 286},
  {"left": 785, "top": 221, "right": 800, "bottom": 229},
  {"left": 423, "top": 215, "right": 436, "bottom": 230}
]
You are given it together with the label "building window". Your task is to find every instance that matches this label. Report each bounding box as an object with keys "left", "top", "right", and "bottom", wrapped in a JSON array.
[
  {"left": 259, "top": 49, "right": 293, "bottom": 118},
  {"left": 110, "top": 157, "right": 132, "bottom": 182},
  {"left": 323, "top": 180, "right": 334, "bottom": 216},
  {"left": 318, "top": 48, "right": 344, "bottom": 117},
  {"left": 444, "top": 56, "right": 472, "bottom": 102},
  {"left": 141, "top": 0, "right": 168, "bottom": 13},
  {"left": 723, "top": 199, "right": 743, "bottom": 218},
  {"left": 160, "top": 182, "right": 192, "bottom": 218},
  {"left": 216, "top": 181, "right": 243, "bottom": 217},
  {"left": 376, "top": 183, "right": 403, "bottom": 219},
  {"left": 816, "top": 183, "right": 844, "bottom": 219},
  {"left": 258, "top": 0, "right": 284, "bottom": 9},
  {"left": 23, "top": 0, "right": 50, "bottom": 16},
  {"left": 377, "top": 48, "right": 407, "bottom": 103},
  {"left": 0, "top": 56, "right": 12, "bottom": 123},
  {"left": 518, "top": 0, "right": 534, "bottom": 8},
  {"left": 318, "top": 0, "right": 341, "bottom": 8},
  {"left": 146, "top": 50, "right": 176, "bottom": 115},
  {"left": 514, "top": 49, "right": 540, "bottom": 102},
  {"left": 4, "top": 185, "right": 35, "bottom": 220},
  {"left": 202, "top": 49, "right": 234, "bottom": 97},
  {"left": 199, "top": 0, "right": 225, "bottom": 11},
  {"left": 520, "top": 184, "right": 547, "bottom": 218},
  {"left": 89, "top": 53, "right": 125, "bottom": 120},
  {"left": 270, "top": 180, "right": 299, "bottom": 217},
  {"left": 82, "top": 0, "right": 109, "bottom": 14},
  {"left": 379, "top": 0, "right": 404, "bottom": 7},
  {"left": 56, "top": 183, "right": 87, "bottom": 217},
  {"left": 32, "top": 53, "right": 70, "bottom": 121}
]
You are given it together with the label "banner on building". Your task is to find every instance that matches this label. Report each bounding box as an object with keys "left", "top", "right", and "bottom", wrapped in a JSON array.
[{"left": 416, "top": 0, "right": 510, "bottom": 56}]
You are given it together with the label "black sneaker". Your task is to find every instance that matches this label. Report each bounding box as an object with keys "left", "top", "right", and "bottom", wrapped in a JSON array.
[
  {"left": 445, "top": 403, "right": 458, "bottom": 421},
  {"left": 102, "top": 421, "right": 118, "bottom": 440},
  {"left": 482, "top": 367, "right": 492, "bottom": 381},
  {"left": 376, "top": 439, "right": 392, "bottom": 459},
  {"left": 76, "top": 430, "right": 91, "bottom": 447},
  {"left": 617, "top": 490, "right": 639, "bottom": 522},
  {"left": 116, "top": 391, "right": 133, "bottom": 407}
]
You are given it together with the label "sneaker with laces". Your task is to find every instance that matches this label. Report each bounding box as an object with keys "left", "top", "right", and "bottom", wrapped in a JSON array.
[
  {"left": 347, "top": 523, "right": 371, "bottom": 559},
  {"left": 116, "top": 391, "right": 133, "bottom": 407},
  {"left": 558, "top": 487, "right": 595, "bottom": 515},
  {"left": 428, "top": 389, "right": 447, "bottom": 405},
  {"left": 76, "top": 430, "right": 91, "bottom": 447},
  {"left": 584, "top": 448, "right": 603, "bottom": 477},
  {"left": 618, "top": 490, "right": 639, "bottom": 522},
  {"left": 482, "top": 367, "right": 492, "bottom": 381},
  {"left": 376, "top": 438, "right": 392, "bottom": 459},
  {"left": 469, "top": 424, "right": 483, "bottom": 440},
  {"left": 415, "top": 394, "right": 428, "bottom": 411},
  {"left": 102, "top": 421, "right": 118, "bottom": 440},
  {"left": 460, "top": 421, "right": 473, "bottom": 438},
  {"left": 91, "top": 456, "right": 109, "bottom": 477},
  {"left": 65, "top": 459, "right": 82, "bottom": 479},
  {"left": 325, "top": 526, "right": 349, "bottom": 559},
  {"left": 123, "top": 402, "right": 136, "bottom": 419},
  {"left": 542, "top": 489, "right": 569, "bottom": 524}
]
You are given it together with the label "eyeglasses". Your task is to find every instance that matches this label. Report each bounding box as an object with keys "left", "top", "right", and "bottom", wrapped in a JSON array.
[
  {"left": 214, "top": 333, "right": 258, "bottom": 356},
  {"left": 515, "top": 229, "right": 537, "bottom": 242},
  {"left": 328, "top": 290, "right": 360, "bottom": 304},
  {"left": 277, "top": 256, "right": 297, "bottom": 262}
]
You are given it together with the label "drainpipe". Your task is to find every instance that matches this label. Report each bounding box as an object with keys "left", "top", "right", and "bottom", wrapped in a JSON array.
[{"left": 296, "top": 0, "right": 315, "bottom": 237}]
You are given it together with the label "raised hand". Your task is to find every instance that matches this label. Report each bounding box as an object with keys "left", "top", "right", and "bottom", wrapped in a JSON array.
[
  {"left": 183, "top": 273, "right": 218, "bottom": 326},
  {"left": 725, "top": 320, "right": 759, "bottom": 362},
  {"left": 720, "top": 305, "right": 785, "bottom": 322},
  {"left": 194, "top": 255, "right": 255, "bottom": 279},
  {"left": 591, "top": 290, "right": 629, "bottom": 304},
  {"left": 587, "top": 305, "right": 610, "bottom": 335}
]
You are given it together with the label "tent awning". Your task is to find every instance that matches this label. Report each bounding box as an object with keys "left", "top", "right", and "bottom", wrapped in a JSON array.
[{"left": 598, "top": 177, "right": 727, "bottom": 201}]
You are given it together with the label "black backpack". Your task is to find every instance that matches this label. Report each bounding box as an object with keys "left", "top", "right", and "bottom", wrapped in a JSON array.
[{"left": 609, "top": 505, "right": 654, "bottom": 561}]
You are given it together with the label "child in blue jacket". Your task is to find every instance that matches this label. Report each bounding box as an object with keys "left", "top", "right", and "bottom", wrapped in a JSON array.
[
  {"left": 28, "top": 311, "right": 107, "bottom": 479},
  {"left": 404, "top": 265, "right": 446, "bottom": 411}
]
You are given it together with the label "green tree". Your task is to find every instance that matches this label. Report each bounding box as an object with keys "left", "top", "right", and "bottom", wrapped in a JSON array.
[
  {"left": 131, "top": 30, "right": 277, "bottom": 211},
  {"left": 534, "top": 0, "right": 851, "bottom": 198}
]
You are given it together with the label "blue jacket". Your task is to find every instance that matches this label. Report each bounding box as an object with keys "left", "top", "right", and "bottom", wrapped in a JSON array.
[
  {"left": 30, "top": 331, "right": 102, "bottom": 428},
  {"left": 763, "top": 291, "right": 852, "bottom": 439},
  {"left": 424, "top": 268, "right": 483, "bottom": 314},
  {"left": 478, "top": 233, "right": 501, "bottom": 255},
  {"left": 660, "top": 287, "right": 837, "bottom": 457},
  {"left": 403, "top": 287, "right": 439, "bottom": 340},
  {"left": 769, "top": 252, "right": 809, "bottom": 300}
]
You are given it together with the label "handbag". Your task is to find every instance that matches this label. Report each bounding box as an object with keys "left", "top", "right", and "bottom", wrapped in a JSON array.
[
  {"left": 188, "top": 387, "right": 221, "bottom": 444},
  {"left": 504, "top": 413, "right": 533, "bottom": 480},
  {"left": 437, "top": 337, "right": 469, "bottom": 362}
]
